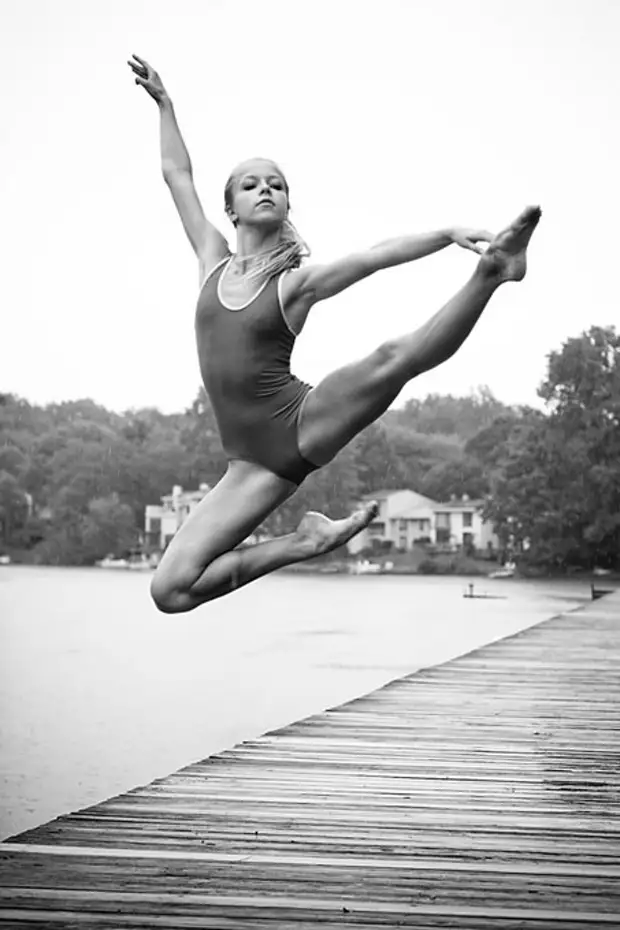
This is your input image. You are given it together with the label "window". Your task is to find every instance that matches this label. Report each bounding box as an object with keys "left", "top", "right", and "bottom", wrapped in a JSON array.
[
  {"left": 463, "top": 512, "right": 473, "bottom": 528},
  {"left": 148, "top": 517, "right": 161, "bottom": 534},
  {"left": 368, "top": 522, "right": 385, "bottom": 536},
  {"left": 436, "top": 513, "right": 451, "bottom": 529},
  {"left": 398, "top": 519, "right": 407, "bottom": 531}
]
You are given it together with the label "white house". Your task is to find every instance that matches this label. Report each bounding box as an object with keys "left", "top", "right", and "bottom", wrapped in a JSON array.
[
  {"left": 348, "top": 489, "right": 499, "bottom": 555},
  {"left": 145, "top": 484, "right": 210, "bottom": 552},
  {"left": 433, "top": 495, "right": 499, "bottom": 552},
  {"left": 348, "top": 489, "right": 438, "bottom": 554}
]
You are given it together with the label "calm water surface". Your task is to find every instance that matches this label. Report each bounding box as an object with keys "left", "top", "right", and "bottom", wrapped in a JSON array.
[{"left": 0, "top": 566, "right": 588, "bottom": 839}]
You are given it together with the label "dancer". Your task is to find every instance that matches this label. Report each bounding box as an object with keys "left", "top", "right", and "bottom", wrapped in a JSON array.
[{"left": 128, "top": 55, "right": 541, "bottom": 613}]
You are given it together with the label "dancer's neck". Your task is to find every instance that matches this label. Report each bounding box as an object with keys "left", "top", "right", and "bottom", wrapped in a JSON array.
[{"left": 235, "top": 227, "right": 282, "bottom": 260}]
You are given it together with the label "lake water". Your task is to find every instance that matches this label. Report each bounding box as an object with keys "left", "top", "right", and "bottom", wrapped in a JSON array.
[{"left": 0, "top": 565, "right": 589, "bottom": 840}]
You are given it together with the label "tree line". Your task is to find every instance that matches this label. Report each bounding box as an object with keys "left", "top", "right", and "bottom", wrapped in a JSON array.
[{"left": 1, "top": 325, "right": 618, "bottom": 572}]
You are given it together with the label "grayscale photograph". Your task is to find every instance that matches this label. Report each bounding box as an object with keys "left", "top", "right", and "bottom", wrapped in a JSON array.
[{"left": 1, "top": 0, "right": 618, "bottom": 926}]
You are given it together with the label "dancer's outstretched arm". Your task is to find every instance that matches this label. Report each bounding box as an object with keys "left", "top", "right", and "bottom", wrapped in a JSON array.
[
  {"left": 127, "top": 55, "right": 229, "bottom": 279},
  {"left": 287, "top": 226, "right": 494, "bottom": 309}
]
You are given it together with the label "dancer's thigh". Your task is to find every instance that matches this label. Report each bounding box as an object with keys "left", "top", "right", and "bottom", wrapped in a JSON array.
[
  {"left": 154, "top": 459, "right": 296, "bottom": 592},
  {"left": 298, "top": 343, "right": 407, "bottom": 467}
]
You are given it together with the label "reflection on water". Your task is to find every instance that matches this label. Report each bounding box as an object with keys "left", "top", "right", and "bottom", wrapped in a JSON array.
[{"left": 0, "top": 566, "right": 587, "bottom": 839}]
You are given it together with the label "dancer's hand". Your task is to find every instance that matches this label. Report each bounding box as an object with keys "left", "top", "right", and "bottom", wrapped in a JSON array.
[
  {"left": 127, "top": 54, "right": 169, "bottom": 104},
  {"left": 450, "top": 228, "right": 494, "bottom": 255}
]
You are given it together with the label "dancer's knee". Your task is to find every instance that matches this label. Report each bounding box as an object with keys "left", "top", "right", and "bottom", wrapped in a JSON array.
[{"left": 150, "top": 571, "right": 194, "bottom": 614}]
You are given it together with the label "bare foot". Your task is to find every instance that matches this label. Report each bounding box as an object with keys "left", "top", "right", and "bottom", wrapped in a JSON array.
[
  {"left": 479, "top": 205, "right": 542, "bottom": 283},
  {"left": 294, "top": 501, "right": 379, "bottom": 558}
]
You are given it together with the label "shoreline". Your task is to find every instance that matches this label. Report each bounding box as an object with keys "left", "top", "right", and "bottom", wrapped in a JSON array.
[
  {"left": 2, "top": 557, "right": 619, "bottom": 587},
  {"left": 279, "top": 559, "right": 620, "bottom": 583}
]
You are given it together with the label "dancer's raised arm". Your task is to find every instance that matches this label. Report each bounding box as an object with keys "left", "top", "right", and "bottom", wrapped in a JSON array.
[
  {"left": 128, "top": 55, "right": 229, "bottom": 278},
  {"left": 288, "top": 227, "right": 494, "bottom": 308}
]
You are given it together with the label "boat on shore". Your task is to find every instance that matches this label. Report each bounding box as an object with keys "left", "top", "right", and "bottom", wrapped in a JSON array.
[
  {"left": 95, "top": 554, "right": 155, "bottom": 570},
  {"left": 348, "top": 559, "right": 383, "bottom": 575},
  {"left": 95, "top": 556, "right": 130, "bottom": 569},
  {"left": 489, "top": 561, "right": 516, "bottom": 579}
]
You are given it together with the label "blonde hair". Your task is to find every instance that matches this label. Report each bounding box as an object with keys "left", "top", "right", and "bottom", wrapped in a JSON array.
[{"left": 224, "top": 162, "right": 310, "bottom": 282}]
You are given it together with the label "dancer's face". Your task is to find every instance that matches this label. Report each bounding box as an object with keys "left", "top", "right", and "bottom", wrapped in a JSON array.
[{"left": 227, "top": 159, "right": 289, "bottom": 229}]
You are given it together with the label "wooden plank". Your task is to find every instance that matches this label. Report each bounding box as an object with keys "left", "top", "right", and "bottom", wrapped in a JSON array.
[
  {"left": 0, "top": 908, "right": 618, "bottom": 929},
  {"left": 3, "top": 843, "right": 620, "bottom": 877},
  {"left": 1, "top": 889, "right": 620, "bottom": 922}
]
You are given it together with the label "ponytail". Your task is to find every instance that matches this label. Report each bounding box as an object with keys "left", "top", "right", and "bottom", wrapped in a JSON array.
[{"left": 243, "top": 219, "right": 310, "bottom": 282}]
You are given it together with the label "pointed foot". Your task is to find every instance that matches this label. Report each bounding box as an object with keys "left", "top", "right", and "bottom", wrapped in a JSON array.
[{"left": 479, "top": 205, "right": 542, "bottom": 283}]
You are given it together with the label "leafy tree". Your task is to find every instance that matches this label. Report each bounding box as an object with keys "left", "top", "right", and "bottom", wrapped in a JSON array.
[
  {"left": 465, "top": 413, "right": 521, "bottom": 468},
  {"left": 349, "top": 423, "right": 406, "bottom": 494},
  {"left": 387, "top": 424, "right": 463, "bottom": 490},
  {"left": 0, "top": 444, "right": 28, "bottom": 477},
  {"left": 485, "top": 327, "right": 620, "bottom": 570},
  {"left": 388, "top": 386, "right": 510, "bottom": 441},
  {"left": 80, "top": 494, "right": 140, "bottom": 562},
  {"left": 420, "top": 456, "right": 489, "bottom": 502},
  {"left": 179, "top": 388, "right": 227, "bottom": 488},
  {"left": 0, "top": 470, "right": 29, "bottom": 546},
  {"left": 539, "top": 325, "right": 620, "bottom": 421}
]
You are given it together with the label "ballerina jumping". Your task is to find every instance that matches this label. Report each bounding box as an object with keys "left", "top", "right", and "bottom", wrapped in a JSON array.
[{"left": 128, "top": 55, "right": 541, "bottom": 613}]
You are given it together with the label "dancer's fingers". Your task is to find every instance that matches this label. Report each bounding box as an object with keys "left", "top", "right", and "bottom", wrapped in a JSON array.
[{"left": 461, "top": 239, "right": 485, "bottom": 254}]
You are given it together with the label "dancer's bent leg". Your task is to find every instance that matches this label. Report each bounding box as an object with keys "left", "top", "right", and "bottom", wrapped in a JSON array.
[
  {"left": 150, "top": 459, "right": 377, "bottom": 613},
  {"left": 299, "top": 206, "right": 541, "bottom": 465}
]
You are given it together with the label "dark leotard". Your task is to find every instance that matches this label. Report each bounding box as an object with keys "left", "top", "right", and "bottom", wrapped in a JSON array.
[{"left": 195, "top": 257, "right": 319, "bottom": 485}]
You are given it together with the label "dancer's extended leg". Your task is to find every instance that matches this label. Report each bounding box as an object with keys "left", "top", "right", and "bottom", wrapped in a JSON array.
[
  {"left": 299, "top": 206, "right": 541, "bottom": 465},
  {"left": 150, "top": 459, "right": 377, "bottom": 613}
]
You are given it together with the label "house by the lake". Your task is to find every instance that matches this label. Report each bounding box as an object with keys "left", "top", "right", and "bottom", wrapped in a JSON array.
[{"left": 347, "top": 489, "right": 498, "bottom": 554}]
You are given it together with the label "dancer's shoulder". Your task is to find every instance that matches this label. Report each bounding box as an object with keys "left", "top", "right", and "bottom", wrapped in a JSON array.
[{"left": 198, "top": 253, "right": 231, "bottom": 292}]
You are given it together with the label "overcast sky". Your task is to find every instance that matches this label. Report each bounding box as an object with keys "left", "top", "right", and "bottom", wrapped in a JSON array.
[{"left": 1, "top": 0, "right": 618, "bottom": 414}]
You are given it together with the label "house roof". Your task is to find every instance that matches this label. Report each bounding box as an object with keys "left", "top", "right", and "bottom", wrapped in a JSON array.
[
  {"left": 394, "top": 507, "right": 435, "bottom": 520},
  {"left": 361, "top": 488, "right": 489, "bottom": 514},
  {"left": 435, "top": 497, "right": 485, "bottom": 511},
  {"left": 360, "top": 489, "right": 409, "bottom": 500},
  {"left": 360, "top": 489, "right": 440, "bottom": 516}
]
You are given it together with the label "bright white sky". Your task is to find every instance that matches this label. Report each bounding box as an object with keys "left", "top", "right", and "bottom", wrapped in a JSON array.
[{"left": 1, "top": 0, "right": 618, "bottom": 414}]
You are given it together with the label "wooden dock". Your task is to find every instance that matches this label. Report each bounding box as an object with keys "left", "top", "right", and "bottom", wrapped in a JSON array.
[{"left": 1, "top": 590, "right": 619, "bottom": 928}]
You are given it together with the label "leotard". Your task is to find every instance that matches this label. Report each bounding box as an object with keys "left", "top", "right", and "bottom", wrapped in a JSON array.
[{"left": 195, "top": 257, "right": 319, "bottom": 485}]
